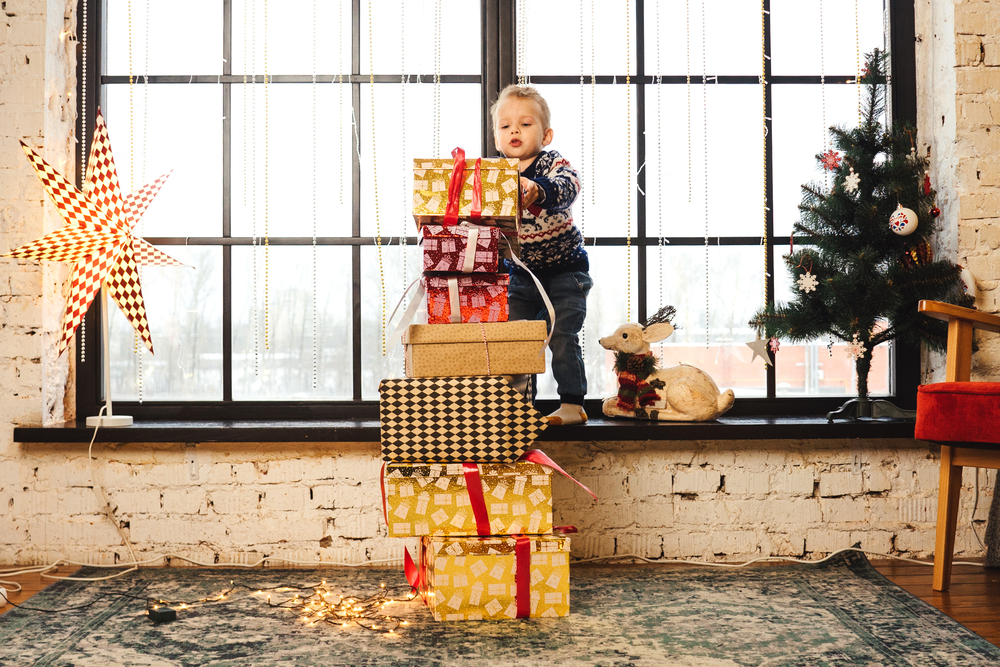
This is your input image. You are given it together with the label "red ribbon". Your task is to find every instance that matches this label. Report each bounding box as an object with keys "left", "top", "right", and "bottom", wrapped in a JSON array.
[
  {"left": 404, "top": 543, "right": 422, "bottom": 592},
  {"left": 514, "top": 535, "right": 531, "bottom": 618},
  {"left": 442, "top": 147, "right": 483, "bottom": 225},
  {"left": 463, "top": 462, "right": 492, "bottom": 536},
  {"left": 519, "top": 449, "right": 598, "bottom": 501}
]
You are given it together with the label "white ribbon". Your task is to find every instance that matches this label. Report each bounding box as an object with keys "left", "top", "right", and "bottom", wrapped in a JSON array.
[
  {"left": 386, "top": 276, "right": 427, "bottom": 344},
  {"left": 461, "top": 226, "right": 480, "bottom": 273},
  {"left": 504, "top": 236, "right": 557, "bottom": 354},
  {"left": 447, "top": 277, "right": 462, "bottom": 323}
]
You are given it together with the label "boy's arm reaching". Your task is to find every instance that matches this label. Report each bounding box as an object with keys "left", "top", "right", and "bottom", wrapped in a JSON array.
[{"left": 527, "top": 154, "right": 580, "bottom": 213}]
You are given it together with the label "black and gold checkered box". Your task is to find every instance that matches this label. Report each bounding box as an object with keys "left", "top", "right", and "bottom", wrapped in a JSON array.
[{"left": 378, "top": 376, "right": 547, "bottom": 463}]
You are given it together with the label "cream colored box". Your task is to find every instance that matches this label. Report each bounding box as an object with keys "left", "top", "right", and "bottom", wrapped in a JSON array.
[
  {"left": 412, "top": 157, "right": 521, "bottom": 256},
  {"left": 383, "top": 461, "right": 553, "bottom": 537},
  {"left": 419, "top": 534, "right": 570, "bottom": 621},
  {"left": 402, "top": 321, "right": 547, "bottom": 378}
]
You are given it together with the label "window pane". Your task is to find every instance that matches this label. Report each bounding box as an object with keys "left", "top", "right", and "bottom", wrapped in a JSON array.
[
  {"left": 231, "top": 83, "right": 353, "bottom": 238},
  {"left": 771, "top": 84, "right": 865, "bottom": 236},
  {"left": 109, "top": 247, "right": 223, "bottom": 400},
  {"left": 362, "top": 84, "right": 482, "bottom": 238},
  {"left": 534, "top": 246, "right": 629, "bottom": 401},
  {"left": 646, "top": 245, "right": 767, "bottom": 398},
  {"left": 106, "top": 0, "right": 222, "bottom": 75},
  {"left": 232, "top": 0, "right": 351, "bottom": 76},
  {"left": 771, "top": 248, "right": 891, "bottom": 397},
  {"left": 362, "top": 244, "right": 421, "bottom": 399},
  {"left": 361, "top": 0, "right": 481, "bottom": 75},
  {"left": 522, "top": 0, "right": 631, "bottom": 77},
  {"left": 771, "top": 0, "right": 887, "bottom": 76},
  {"left": 645, "top": 84, "right": 765, "bottom": 238},
  {"left": 232, "top": 246, "right": 354, "bottom": 399},
  {"left": 644, "top": 0, "right": 764, "bottom": 77},
  {"left": 104, "top": 85, "right": 223, "bottom": 238},
  {"left": 533, "top": 84, "right": 634, "bottom": 238}
]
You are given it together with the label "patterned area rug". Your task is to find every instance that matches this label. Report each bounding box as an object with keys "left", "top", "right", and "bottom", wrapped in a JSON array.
[{"left": 1, "top": 551, "right": 997, "bottom": 667}]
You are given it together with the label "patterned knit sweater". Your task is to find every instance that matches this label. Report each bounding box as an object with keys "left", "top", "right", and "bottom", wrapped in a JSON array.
[{"left": 513, "top": 150, "right": 589, "bottom": 277}]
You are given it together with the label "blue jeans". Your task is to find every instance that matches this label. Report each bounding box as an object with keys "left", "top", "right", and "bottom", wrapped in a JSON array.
[{"left": 507, "top": 270, "right": 593, "bottom": 402}]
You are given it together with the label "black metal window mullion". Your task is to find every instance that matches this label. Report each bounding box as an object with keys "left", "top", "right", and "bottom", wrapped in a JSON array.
[
  {"left": 635, "top": 0, "right": 647, "bottom": 325},
  {"left": 351, "top": 0, "right": 363, "bottom": 401},
  {"left": 222, "top": 0, "right": 234, "bottom": 402}
]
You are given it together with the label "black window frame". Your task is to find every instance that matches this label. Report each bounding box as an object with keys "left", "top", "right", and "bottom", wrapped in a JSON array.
[{"left": 74, "top": 0, "right": 918, "bottom": 422}]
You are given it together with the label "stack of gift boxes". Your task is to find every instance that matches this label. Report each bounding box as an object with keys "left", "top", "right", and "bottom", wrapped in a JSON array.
[{"left": 376, "top": 149, "right": 591, "bottom": 621}]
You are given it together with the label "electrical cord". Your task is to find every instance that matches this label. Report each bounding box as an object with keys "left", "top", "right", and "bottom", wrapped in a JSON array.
[{"left": 571, "top": 546, "right": 984, "bottom": 568}]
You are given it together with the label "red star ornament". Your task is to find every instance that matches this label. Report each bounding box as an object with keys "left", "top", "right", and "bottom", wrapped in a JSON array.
[
  {"left": 820, "top": 149, "right": 842, "bottom": 171},
  {"left": 4, "top": 109, "right": 182, "bottom": 355}
]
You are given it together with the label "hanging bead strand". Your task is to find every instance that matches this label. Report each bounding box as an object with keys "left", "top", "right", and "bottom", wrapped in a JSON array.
[
  {"left": 626, "top": 0, "right": 632, "bottom": 322},
  {"left": 79, "top": 0, "right": 88, "bottom": 363},
  {"left": 251, "top": 0, "right": 259, "bottom": 374},
  {"left": 311, "top": 0, "right": 318, "bottom": 388},
  {"left": 761, "top": 0, "right": 769, "bottom": 304},
  {"left": 433, "top": 0, "right": 442, "bottom": 155},
  {"left": 657, "top": 0, "right": 665, "bottom": 364},
  {"left": 702, "top": 0, "right": 709, "bottom": 348},
  {"left": 263, "top": 0, "right": 270, "bottom": 351},
  {"left": 369, "top": 1, "right": 386, "bottom": 355},
  {"left": 400, "top": 0, "right": 408, "bottom": 299}
]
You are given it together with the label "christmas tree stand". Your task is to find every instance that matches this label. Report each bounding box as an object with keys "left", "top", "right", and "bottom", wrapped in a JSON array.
[{"left": 826, "top": 397, "right": 916, "bottom": 422}]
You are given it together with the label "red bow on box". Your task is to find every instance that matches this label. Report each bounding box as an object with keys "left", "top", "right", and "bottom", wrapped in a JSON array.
[{"left": 443, "top": 147, "right": 483, "bottom": 225}]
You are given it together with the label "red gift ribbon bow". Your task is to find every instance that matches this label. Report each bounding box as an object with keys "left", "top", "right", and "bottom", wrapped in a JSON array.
[{"left": 442, "top": 147, "right": 483, "bottom": 225}]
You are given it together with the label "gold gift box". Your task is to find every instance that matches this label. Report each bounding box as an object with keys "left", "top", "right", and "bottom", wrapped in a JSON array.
[
  {"left": 402, "top": 321, "right": 547, "bottom": 378},
  {"left": 412, "top": 157, "right": 521, "bottom": 256},
  {"left": 383, "top": 461, "right": 553, "bottom": 537},
  {"left": 419, "top": 534, "right": 570, "bottom": 621}
]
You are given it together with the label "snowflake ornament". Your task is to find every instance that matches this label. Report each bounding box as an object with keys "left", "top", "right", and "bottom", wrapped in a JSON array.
[
  {"left": 797, "top": 270, "right": 819, "bottom": 293},
  {"left": 907, "top": 147, "right": 920, "bottom": 165},
  {"left": 769, "top": 337, "right": 780, "bottom": 354},
  {"left": 845, "top": 332, "right": 868, "bottom": 362},
  {"left": 821, "top": 149, "right": 842, "bottom": 171},
  {"left": 843, "top": 167, "right": 860, "bottom": 193}
]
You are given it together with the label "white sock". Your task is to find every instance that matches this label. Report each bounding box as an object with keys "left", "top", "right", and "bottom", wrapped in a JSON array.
[{"left": 546, "top": 403, "right": 587, "bottom": 426}]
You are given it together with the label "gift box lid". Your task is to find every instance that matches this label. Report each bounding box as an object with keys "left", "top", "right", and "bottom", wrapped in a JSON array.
[
  {"left": 425, "top": 274, "right": 510, "bottom": 289},
  {"left": 402, "top": 321, "right": 546, "bottom": 345},
  {"left": 413, "top": 157, "right": 519, "bottom": 172},
  {"left": 385, "top": 461, "right": 552, "bottom": 480},
  {"left": 426, "top": 534, "right": 568, "bottom": 558}
]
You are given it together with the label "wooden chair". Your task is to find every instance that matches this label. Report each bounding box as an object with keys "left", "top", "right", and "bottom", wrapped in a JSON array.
[{"left": 915, "top": 300, "right": 1000, "bottom": 591}]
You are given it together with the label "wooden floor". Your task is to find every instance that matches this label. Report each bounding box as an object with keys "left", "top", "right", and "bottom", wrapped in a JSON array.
[{"left": 1, "top": 560, "right": 998, "bottom": 646}]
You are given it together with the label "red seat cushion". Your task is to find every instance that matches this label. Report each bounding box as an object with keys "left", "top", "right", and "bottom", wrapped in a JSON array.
[{"left": 915, "top": 382, "right": 1000, "bottom": 443}]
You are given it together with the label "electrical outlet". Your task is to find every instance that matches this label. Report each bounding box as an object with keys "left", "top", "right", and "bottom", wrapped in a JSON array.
[
  {"left": 851, "top": 447, "right": 863, "bottom": 475},
  {"left": 186, "top": 446, "right": 198, "bottom": 481}
]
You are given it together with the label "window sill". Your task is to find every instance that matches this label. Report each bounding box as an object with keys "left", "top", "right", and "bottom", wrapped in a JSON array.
[{"left": 12, "top": 415, "right": 915, "bottom": 444}]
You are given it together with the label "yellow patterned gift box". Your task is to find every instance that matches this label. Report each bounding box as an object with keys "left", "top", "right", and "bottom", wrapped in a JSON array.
[
  {"left": 382, "top": 462, "right": 553, "bottom": 537},
  {"left": 419, "top": 534, "right": 570, "bottom": 621},
  {"left": 412, "top": 155, "right": 521, "bottom": 256}
]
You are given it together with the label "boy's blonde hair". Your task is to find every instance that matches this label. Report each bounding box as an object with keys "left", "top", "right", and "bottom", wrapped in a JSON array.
[{"left": 490, "top": 84, "right": 552, "bottom": 131}]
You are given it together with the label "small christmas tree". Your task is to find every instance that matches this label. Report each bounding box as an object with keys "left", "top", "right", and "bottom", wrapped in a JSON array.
[{"left": 750, "top": 49, "right": 973, "bottom": 419}]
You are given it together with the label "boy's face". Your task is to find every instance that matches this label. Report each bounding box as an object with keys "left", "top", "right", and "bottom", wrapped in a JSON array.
[{"left": 493, "top": 98, "right": 553, "bottom": 165}]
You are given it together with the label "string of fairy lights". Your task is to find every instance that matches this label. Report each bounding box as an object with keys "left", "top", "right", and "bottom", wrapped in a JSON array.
[{"left": 4, "top": 575, "right": 417, "bottom": 634}]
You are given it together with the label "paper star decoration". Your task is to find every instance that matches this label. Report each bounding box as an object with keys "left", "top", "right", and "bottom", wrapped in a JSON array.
[
  {"left": 846, "top": 332, "right": 868, "bottom": 362},
  {"left": 820, "top": 149, "right": 842, "bottom": 171},
  {"left": 4, "top": 109, "right": 182, "bottom": 355},
  {"left": 797, "top": 270, "right": 819, "bottom": 293},
  {"left": 746, "top": 335, "right": 771, "bottom": 366},
  {"left": 843, "top": 167, "right": 860, "bottom": 193}
]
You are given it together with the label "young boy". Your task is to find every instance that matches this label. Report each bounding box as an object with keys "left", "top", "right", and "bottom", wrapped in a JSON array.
[{"left": 491, "top": 84, "right": 592, "bottom": 426}]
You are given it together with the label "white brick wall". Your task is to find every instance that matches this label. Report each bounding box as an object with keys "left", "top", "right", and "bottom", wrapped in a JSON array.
[{"left": 0, "top": 1, "right": 996, "bottom": 567}]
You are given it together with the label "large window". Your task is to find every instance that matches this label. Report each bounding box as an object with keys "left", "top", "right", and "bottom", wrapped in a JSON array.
[{"left": 77, "top": 0, "right": 913, "bottom": 419}]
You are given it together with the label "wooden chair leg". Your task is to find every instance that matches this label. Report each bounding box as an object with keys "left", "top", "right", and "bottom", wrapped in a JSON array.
[{"left": 933, "top": 445, "right": 963, "bottom": 591}]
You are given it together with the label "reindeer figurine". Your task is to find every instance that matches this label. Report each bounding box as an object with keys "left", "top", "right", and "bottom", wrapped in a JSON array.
[{"left": 600, "top": 306, "right": 735, "bottom": 421}]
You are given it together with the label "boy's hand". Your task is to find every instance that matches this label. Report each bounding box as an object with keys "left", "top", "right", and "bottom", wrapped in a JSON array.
[{"left": 520, "top": 177, "right": 542, "bottom": 208}]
